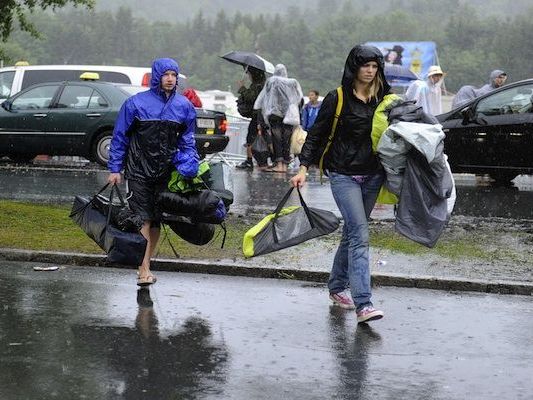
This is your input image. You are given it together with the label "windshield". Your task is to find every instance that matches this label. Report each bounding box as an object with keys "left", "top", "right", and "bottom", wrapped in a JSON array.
[
  {"left": 0, "top": 71, "right": 15, "bottom": 100},
  {"left": 477, "top": 84, "right": 533, "bottom": 116}
]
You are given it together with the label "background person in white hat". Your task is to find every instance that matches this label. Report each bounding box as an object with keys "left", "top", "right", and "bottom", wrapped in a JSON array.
[{"left": 405, "top": 65, "right": 446, "bottom": 115}]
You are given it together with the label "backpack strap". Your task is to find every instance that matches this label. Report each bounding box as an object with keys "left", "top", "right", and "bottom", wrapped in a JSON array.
[{"left": 318, "top": 86, "right": 343, "bottom": 183}]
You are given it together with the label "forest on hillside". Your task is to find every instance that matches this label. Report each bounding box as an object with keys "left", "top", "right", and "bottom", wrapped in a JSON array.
[
  {"left": 95, "top": 0, "right": 533, "bottom": 22},
  {"left": 1, "top": 0, "right": 532, "bottom": 93}
]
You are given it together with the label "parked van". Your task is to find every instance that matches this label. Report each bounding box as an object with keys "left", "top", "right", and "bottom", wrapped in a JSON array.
[{"left": 0, "top": 64, "right": 187, "bottom": 103}]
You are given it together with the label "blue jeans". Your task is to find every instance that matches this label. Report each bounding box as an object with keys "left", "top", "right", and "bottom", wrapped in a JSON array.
[{"left": 328, "top": 171, "right": 384, "bottom": 310}]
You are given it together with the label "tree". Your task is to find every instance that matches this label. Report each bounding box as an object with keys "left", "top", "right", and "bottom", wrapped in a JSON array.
[{"left": 0, "top": 0, "right": 94, "bottom": 41}]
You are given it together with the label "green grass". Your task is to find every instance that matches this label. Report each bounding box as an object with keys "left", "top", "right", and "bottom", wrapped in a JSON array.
[
  {"left": 0, "top": 200, "right": 247, "bottom": 259},
  {"left": 0, "top": 200, "right": 529, "bottom": 265},
  {"left": 370, "top": 229, "right": 487, "bottom": 260}
]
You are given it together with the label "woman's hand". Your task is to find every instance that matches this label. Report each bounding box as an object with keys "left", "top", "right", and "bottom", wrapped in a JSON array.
[{"left": 290, "top": 166, "right": 307, "bottom": 187}]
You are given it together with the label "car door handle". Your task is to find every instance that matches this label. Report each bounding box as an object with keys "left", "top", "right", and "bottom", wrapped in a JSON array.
[
  {"left": 33, "top": 113, "right": 48, "bottom": 118},
  {"left": 85, "top": 113, "right": 102, "bottom": 118}
]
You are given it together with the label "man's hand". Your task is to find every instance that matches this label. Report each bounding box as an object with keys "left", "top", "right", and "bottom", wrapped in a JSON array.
[{"left": 107, "top": 172, "right": 122, "bottom": 185}]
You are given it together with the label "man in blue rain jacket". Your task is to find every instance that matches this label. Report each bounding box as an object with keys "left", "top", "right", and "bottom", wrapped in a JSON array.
[{"left": 107, "top": 57, "right": 199, "bottom": 286}]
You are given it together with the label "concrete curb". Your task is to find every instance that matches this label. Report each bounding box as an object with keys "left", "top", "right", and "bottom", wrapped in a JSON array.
[{"left": 1, "top": 248, "right": 532, "bottom": 296}]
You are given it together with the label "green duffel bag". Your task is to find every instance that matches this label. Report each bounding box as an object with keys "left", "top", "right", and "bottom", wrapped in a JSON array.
[{"left": 243, "top": 187, "right": 339, "bottom": 258}]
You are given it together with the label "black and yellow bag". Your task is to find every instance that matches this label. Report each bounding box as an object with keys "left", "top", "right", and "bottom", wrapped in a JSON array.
[{"left": 243, "top": 187, "right": 339, "bottom": 258}]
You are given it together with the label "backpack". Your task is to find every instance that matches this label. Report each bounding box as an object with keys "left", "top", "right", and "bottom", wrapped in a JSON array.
[
  {"left": 236, "top": 96, "right": 254, "bottom": 118},
  {"left": 236, "top": 82, "right": 263, "bottom": 118}
]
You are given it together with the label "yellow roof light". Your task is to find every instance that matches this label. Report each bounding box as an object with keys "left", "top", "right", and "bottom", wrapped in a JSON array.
[
  {"left": 15, "top": 61, "right": 30, "bottom": 66},
  {"left": 80, "top": 72, "right": 100, "bottom": 81}
]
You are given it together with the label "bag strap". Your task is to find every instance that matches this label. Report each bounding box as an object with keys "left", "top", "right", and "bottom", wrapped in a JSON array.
[
  {"left": 318, "top": 86, "right": 343, "bottom": 183},
  {"left": 69, "top": 183, "right": 111, "bottom": 217},
  {"left": 272, "top": 187, "right": 316, "bottom": 243},
  {"left": 110, "top": 183, "right": 126, "bottom": 207},
  {"left": 106, "top": 185, "right": 115, "bottom": 226},
  {"left": 273, "top": 187, "right": 314, "bottom": 222},
  {"left": 273, "top": 187, "right": 296, "bottom": 217},
  {"left": 162, "top": 223, "right": 181, "bottom": 259},
  {"left": 106, "top": 183, "right": 128, "bottom": 226}
]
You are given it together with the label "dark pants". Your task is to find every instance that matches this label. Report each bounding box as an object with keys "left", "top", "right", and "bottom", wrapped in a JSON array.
[
  {"left": 245, "top": 113, "right": 259, "bottom": 145},
  {"left": 268, "top": 115, "right": 292, "bottom": 163}
]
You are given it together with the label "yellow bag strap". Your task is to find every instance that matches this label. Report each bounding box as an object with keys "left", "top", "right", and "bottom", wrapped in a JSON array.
[{"left": 318, "top": 86, "right": 343, "bottom": 183}]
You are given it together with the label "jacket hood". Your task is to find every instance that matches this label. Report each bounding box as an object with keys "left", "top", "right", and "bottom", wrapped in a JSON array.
[
  {"left": 151, "top": 58, "right": 180, "bottom": 93},
  {"left": 274, "top": 64, "right": 288, "bottom": 78},
  {"left": 341, "top": 45, "right": 391, "bottom": 96},
  {"left": 489, "top": 69, "right": 506, "bottom": 85}
]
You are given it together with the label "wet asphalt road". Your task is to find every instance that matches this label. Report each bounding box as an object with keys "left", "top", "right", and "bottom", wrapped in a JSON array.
[
  {"left": 1, "top": 162, "right": 533, "bottom": 219},
  {"left": 1, "top": 261, "right": 532, "bottom": 400}
]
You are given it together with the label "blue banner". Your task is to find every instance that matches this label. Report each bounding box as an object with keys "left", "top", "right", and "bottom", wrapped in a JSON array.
[{"left": 365, "top": 41, "right": 438, "bottom": 84}]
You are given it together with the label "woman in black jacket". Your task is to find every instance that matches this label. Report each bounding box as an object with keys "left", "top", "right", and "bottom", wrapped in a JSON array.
[{"left": 290, "top": 45, "right": 390, "bottom": 324}]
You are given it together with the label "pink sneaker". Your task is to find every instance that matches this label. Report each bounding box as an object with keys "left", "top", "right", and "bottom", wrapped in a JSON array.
[
  {"left": 356, "top": 305, "right": 384, "bottom": 323},
  {"left": 329, "top": 291, "right": 356, "bottom": 310}
]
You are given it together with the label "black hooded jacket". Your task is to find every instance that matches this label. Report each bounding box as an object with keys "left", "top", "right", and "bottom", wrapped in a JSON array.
[{"left": 299, "top": 45, "right": 391, "bottom": 175}]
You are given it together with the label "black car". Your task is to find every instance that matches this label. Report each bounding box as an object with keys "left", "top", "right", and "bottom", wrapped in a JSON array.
[
  {"left": 0, "top": 80, "right": 228, "bottom": 166},
  {"left": 437, "top": 79, "right": 533, "bottom": 183}
]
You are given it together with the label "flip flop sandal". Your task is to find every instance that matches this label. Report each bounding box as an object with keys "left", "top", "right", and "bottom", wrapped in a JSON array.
[{"left": 137, "top": 275, "right": 157, "bottom": 287}]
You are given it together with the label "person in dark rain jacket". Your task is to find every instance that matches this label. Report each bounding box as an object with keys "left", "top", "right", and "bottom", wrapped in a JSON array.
[
  {"left": 235, "top": 66, "right": 267, "bottom": 170},
  {"left": 107, "top": 57, "right": 199, "bottom": 287},
  {"left": 291, "top": 45, "right": 391, "bottom": 324}
]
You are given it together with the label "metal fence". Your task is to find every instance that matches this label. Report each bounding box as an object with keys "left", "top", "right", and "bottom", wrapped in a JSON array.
[{"left": 206, "top": 114, "right": 249, "bottom": 166}]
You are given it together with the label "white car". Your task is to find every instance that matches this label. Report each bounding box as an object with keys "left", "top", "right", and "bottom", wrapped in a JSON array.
[{"left": 0, "top": 64, "right": 188, "bottom": 103}]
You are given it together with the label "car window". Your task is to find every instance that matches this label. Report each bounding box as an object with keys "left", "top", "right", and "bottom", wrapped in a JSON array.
[
  {"left": 476, "top": 84, "right": 533, "bottom": 116},
  {"left": 98, "top": 71, "right": 130, "bottom": 84},
  {"left": 22, "top": 70, "right": 131, "bottom": 90},
  {"left": 88, "top": 89, "right": 109, "bottom": 108},
  {"left": 0, "top": 71, "right": 15, "bottom": 100},
  {"left": 117, "top": 85, "right": 146, "bottom": 97},
  {"left": 11, "top": 85, "right": 59, "bottom": 110},
  {"left": 56, "top": 85, "right": 94, "bottom": 109}
]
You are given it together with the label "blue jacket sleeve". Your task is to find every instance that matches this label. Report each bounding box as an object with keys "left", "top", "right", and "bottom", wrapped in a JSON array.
[
  {"left": 172, "top": 102, "right": 199, "bottom": 178},
  {"left": 108, "top": 98, "right": 136, "bottom": 172},
  {"left": 301, "top": 104, "right": 309, "bottom": 130}
]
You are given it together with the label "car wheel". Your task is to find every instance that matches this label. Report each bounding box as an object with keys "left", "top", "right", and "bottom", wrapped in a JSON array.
[
  {"left": 489, "top": 172, "right": 517, "bottom": 184},
  {"left": 9, "top": 154, "right": 36, "bottom": 163},
  {"left": 92, "top": 130, "right": 113, "bottom": 167}
]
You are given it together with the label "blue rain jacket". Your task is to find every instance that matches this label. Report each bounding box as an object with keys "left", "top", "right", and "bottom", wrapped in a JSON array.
[{"left": 108, "top": 58, "right": 199, "bottom": 181}]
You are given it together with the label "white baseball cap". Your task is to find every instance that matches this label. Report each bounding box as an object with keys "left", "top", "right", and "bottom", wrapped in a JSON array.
[{"left": 427, "top": 65, "right": 445, "bottom": 77}]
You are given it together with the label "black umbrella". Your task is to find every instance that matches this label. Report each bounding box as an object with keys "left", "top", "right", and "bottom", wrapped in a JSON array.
[
  {"left": 384, "top": 64, "right": 419, "bottom": 81},
  {"left": 220, "top": 51, "right": 275, "bottom": 74}
]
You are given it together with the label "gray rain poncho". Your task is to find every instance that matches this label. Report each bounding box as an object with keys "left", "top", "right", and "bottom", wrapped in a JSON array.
[
  {"left": 254, "top": 64, "right": 303, "bottom": 126},
  {"left": 477, "top": 69, "right": 506, "bottom": 97},
  {"left": 452, "top": 70, "right": 506, "bottom": 109},
  {"left": 405, "top": 78, "right": 444, "bottom": 115},
  {"left": 451, "top": 85, "right": 479, "bottom": 109}
]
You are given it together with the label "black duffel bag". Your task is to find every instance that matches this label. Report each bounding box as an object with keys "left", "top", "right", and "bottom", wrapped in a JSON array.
[
  {"left": 163, "top": 214, "right": 215, "bottom": 246},
  {"left": 70, "top": 184, "right": 147, "bottom": 266},
  {"left": 157, "top": 189, "right": 227, "bottom": 224}
]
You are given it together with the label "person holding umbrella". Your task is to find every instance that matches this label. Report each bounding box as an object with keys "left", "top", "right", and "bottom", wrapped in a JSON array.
[
  {"left": 290, "top": 44, "right": 393, "bottom": 324},
  {"left": 235, "top": 66, "right": 267, "bottom": 170},
  {"left": 220, "top": 51, "right": 274, "bottom": 171}
]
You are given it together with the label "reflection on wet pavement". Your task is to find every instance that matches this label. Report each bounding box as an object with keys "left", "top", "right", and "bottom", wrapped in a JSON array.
[{"left": 1, "top": 262, "right": 532, "bottom": 399}]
